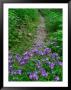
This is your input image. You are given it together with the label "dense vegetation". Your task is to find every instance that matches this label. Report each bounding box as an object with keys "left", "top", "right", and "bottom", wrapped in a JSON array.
[
  {"left": 9, "top": 9, "right": 62, "bottom": 81},
  {"left": 9, "top": 9, "right": 40, "bottom": 54},
  {"left": 39, "top": 9, "right": 62, "bottom": 57}
]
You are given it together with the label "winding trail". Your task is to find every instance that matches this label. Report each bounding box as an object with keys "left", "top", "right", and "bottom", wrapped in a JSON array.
[{"left": 33, "top": 15, "right": 47, "bottom": 48}]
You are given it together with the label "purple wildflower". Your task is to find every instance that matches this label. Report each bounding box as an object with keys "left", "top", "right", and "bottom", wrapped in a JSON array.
[
  {"left": 24, "top": 55, "right": 30, "bottom": 60},
  {"left": 33, "top": 72, "right": 38, "bottom": 80},
  {"left": 36, "top": 60, "right": 41, "bottom": 69},
  {"left": 51, "top": 53, "right": 58, "bottom": 59},
  {"left": 8, "top": 52, "right": 13, "bottom": 74},
  {"left": 29, "top": 72, "right": 38, "bottom": 80},
  {"left": 36, "top": 64, "right": 41, "bottom": 69},
  {"left": 8, "top": 52, "right": 13, "bottom": 62},
  {"left": 31, "top": 48, "right": 39, "bottom": 54},
  {"left": 11, "top": 69, "right": 22, "bottom": 75},
  {"left": 16, "top": 54, "right": 21, "bottom": 62},
  {"left": 16, "top": 69, "right": 22, "bottom": 75},
  {"left": 38, "top": 51, "right": 44, "bottom": 55},
  {"left": 50, "top": 62, "right": 55, "bottom": 69},
  {"left": 54, "top": 76, "right": 59, "bottom": 81},
  {"left": 9, "top": 64, "right": 12, "bottom": 68},
  {"left": 20, "top": 54, "right": 29, "bottom": 65},
  {"left": 28, "top": 51, "right": 33, "bottom": 57},
  {"left": 58, "top": 61, "right": 63, "bottom": 66},
  {"left": 24, "top": 51, "right": 33, "bottom": 57},
  {"left": 40, "top": 68, "right": 48, "bottom": 77},
  {"left": 44, "top": 48, "right": 51, "bottom": 55},
  {"left": 9, "top": 66, "right": 13, "bottom": 74},
  {"left": 9, "top": 67, "right": 13, "bottom": 74},
  {"left": 20, "top": 59, "right": 28, "bottom": 65}
]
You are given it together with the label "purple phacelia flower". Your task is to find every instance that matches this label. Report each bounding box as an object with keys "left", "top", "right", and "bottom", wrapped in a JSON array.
[
  {"left": 20, "top": 54, "right": 29, "bottom": 65},
  {"left": 8, "top": 59, "right": 13, "bottom": 64},
  {"left": 37, "top": 60, "right": 41, "bottom": 64},
  {"left": 9, "top": 67, "right": 13, "bottom": 74},
  {"left": 58, "top": 61, "right": 63, "bottom": 66},
  {"left": 11, "top": 69, "right": 22, "bottom": 75},
  {"left": 29, "top": 73, "right": 33, "bottom": 79},
  {"left": 24, "top": 51, "right": 33, "bottom": 57},
  {"left": 31, "top": 48, "right": 39, "bottom": 54},
  {"left": 36, "top": 64, "right": 41, "bottom": 69},
  {"left": 16, "top": 54, "right": 21, "bottom": 62},
  {"left": 51, "top": 53, "right": 58, "bottom": 59},
  {"left": 8, "top": 52, "right": 13, "bottom": 62},
  {"left": 44, "top": 48, "right": 51, "bottom": 55},
  {"left": 16, "top": 69, "right": 22, "bottom": 75},
  {"left": 38, "top": 51, "right": 44, "bottom": 55},
  {"left": 23, "top": 55, "right": 30, "bottom": 60},
  {"left": 9, "top": 64, "right": 12, "bottom": 68},
  {"left": 29, "top": 72, "right": 38, "bottom": 80},
  {"left": 36, "top": 60, "right": 41, "bottom": 69},
  {"left": 33, "top": 72, "right": 38, "bottom": 80},
  {"left": 8, "top": 52, "right": 14, "bottom": 74},
  {"left": 54, "top": 76, "right": 59, "bottom": 81},
  {"left": 20, "top": 59, "right": 28, "bottom": 65},
  {"left": 50, "top": 62, "right": 55, "bottom": 69},
  {"left": 40, "top": 68, "right": 48, "bottom": 77},
  {"left": 28, "top": 52, "right": 33, "bottom": 57}
]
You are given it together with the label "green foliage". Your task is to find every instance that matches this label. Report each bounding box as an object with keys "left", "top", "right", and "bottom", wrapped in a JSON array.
[
  {"left": 9, "top": 9, "right": 40, "bottom": 54},
  {"left": 39, "top": 9, "right": 62, "bottom": 32},
  {"left": 47, "top": 30, "right": 62, "bottom": 56},
  {"left": 40, "top": 9, "right": 62, "bottom": 56}
]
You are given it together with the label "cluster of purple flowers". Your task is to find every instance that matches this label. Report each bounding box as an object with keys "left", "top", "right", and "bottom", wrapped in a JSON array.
[
  {"left": 49, "top": 62, "right": 55, "bottom": 69},
  {"left": 55, "top": 60, "right": 63, "bottom": 66},
  {"left": 8, "top": 52, "right": 13, "bottom": 74},
  {"left": 11, "top": 69, "right": 22, "bottom": 75},
  {"left": 47, "top": 60, "right": 62, "bottom": 70},
  {"left": 51, "top": 53, "right": 59, "bottom": 60},
  {"left": 40, "top": 68, "right": 48, "bottom": 77},
  {"left": 54, "top": 76, "right": 60, "bottom": 81},
  {"left": 36, "top": 60, "right": 42, "bottom": 69},
  {"left": 9, "top": 47, "right": 62, "bottom": 81},
  {"left": 44, "top": 48, "right": 51, "bottom": 55},
  {"left": 32, "top": 60, "right": 48, "bottom": 79},
  {"left": 15, "top": 47, "right": 51, "bottom": 66},
  {"left": 16, "top": 51, "right": 33, "bottom": 65},
  {"left": 9, "top": 52, "right": 23, "bottom": 76},
  {"left": 29, "top": 72, "right": 38, "bottom": 80}
]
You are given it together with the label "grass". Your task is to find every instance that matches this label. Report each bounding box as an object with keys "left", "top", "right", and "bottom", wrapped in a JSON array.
[{"left": 9, "top": 9, "right": 40, "bottom": 55}]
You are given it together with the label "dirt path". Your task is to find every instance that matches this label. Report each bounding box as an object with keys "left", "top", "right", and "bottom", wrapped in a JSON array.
[{"left": 33, "top": 15, "right": 47, "bottom": 48}]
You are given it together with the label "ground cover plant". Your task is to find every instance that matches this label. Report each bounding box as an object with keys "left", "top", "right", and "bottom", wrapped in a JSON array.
[{"left": 8, "top": 9, "right": 62, "bottom": 81}]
